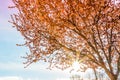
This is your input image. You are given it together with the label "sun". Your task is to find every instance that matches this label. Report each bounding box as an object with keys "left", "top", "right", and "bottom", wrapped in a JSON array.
[{"left": 72, "top": 61, "right": 80, "bottom": 71}]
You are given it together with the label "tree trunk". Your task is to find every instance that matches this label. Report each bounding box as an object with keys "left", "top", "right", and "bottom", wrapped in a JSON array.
[
  {"left": 105, "top": 70, "right": 118, "bottom": 80},
  {"left": 109, "top": 74, "right": 118, "bottom": 80},
  {"left": 93, "top": 68, "right": 98, "bottom": 80}
]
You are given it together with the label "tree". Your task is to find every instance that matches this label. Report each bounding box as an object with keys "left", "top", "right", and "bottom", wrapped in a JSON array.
[
  {"left": 10, "top": 0, "right": 120, "bottom": 80},
  {"left": 70, "top": 75, "right": 81, "bottom": 80}
]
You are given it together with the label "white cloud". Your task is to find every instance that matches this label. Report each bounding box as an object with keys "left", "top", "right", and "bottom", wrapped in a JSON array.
[
  {"left": 0, "top": 76, "right": 71, "bottom": 80},
  {"left": 0, "top": 76, "right": 23, "bottom": 80},
  {"left": 0, "top": 62, "right": 69, "bottom": 75},
  {"left": 0, "top": 62, "right": 47, "bottom": 71},
  {"left": 56, "top": 78, "right": 70, "bottom": 80},
  {"left": 0, "top": 62, "right": 72, "bottom": 80},
  {"left": 0, "top": 62, "right": 71, "bottom": 73},
  {"left": 0, "top": 76, "right": 40, "bottom": 80}
]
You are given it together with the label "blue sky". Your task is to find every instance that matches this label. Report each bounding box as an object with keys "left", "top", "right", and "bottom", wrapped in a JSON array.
[{"left": 0, "top": 1, "right": 81, "bottom": 80}]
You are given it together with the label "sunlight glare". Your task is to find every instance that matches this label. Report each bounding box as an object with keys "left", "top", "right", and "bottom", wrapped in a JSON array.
[{"left": 72, "top": 61, "right": 80, "bottom": 71}]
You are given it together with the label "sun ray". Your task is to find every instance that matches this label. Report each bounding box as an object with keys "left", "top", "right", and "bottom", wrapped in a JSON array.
[{"left": 72, "top": 61, "right": 80, "bottom": 71}]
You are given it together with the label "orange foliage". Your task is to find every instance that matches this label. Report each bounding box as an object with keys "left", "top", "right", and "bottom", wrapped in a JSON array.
[{"left": 10, "top": 0, "right": 120, "bottom": 80}]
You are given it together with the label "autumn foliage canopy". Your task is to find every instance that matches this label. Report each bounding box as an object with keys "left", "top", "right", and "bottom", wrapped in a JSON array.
[{"left": 11, "top": 0, "right": 120, "bottom": 80}]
